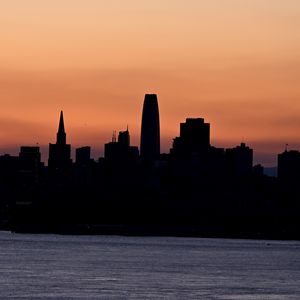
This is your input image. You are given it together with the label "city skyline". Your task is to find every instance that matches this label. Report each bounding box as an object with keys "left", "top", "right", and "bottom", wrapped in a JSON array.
[
  {"left": 0, "top": 97, "right": 296, "bottom": 174},
  {"left": 1, "top": 92, "right": 299, "bottom": 239},
  {"left": 0, "top": 99, "right": 299, "bottom": 168},
  {"left": 1, "top": 3, "right": 300, "bottom": 298},
  {"left": 1, "top": 1, "right": 300, "bottom": 166}
]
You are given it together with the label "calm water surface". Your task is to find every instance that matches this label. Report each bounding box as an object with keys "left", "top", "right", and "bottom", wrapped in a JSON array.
[{"left": 0, "top": 231, "right": 299, "bottom": 299}]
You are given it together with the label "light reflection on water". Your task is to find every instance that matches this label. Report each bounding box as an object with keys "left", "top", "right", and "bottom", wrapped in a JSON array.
[{"left": 0, "top": 231, "right": 299, "bottom": 299}]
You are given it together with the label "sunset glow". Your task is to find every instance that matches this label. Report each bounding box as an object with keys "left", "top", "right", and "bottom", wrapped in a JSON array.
[{"left": 1, "top": 0, "right": 300, "bottom": 165}]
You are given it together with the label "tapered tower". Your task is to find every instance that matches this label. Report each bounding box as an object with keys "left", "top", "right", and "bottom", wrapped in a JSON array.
[
  {"left": 57, "top": 111, "right": 66, "bottom": 145},
  {"left": 140, "top": 94, "right": 160, "bottom": 161},
  {"left": 48, "top": 111, "right": 72, "bottom": 180}
]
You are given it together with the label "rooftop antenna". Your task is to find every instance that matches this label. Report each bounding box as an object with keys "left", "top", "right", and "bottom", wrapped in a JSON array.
[{"left": 112, "top": 131, "right": 117, "bottom": 143}]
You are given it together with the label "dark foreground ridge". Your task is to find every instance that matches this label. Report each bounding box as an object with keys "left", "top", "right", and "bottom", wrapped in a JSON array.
[{"left": 0, "top": 94, "right": 300, "bottom": 240}]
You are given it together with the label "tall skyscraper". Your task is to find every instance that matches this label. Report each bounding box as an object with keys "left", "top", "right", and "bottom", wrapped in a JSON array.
[
  {"left": 48, "top": 111, "right": 72, "bottom": 180},
  {"left": 140, "top": 94, "right": 160, "bottom": 161}
]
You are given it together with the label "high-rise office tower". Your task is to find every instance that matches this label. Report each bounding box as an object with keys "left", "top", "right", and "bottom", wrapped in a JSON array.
[
  {"left": 171, "top": 118, "right": 210, "bottom": 155},
  {"left": 118, "top": 129, "right": 130, "bottom": 148},
  {"left": 48, "top": 111, "right": 72, "bottom": 179},
  {"left": 140, "top": 94, "right": 160, "bottom": 161}
]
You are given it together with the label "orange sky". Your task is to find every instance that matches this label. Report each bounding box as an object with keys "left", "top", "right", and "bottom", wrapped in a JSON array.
[{"left": 1, "top": 1, "right": 300, "bottom": 166}]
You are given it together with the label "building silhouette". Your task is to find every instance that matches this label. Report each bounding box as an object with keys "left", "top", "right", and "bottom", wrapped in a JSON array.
[
  {"left": 1, "top": 93, "right": 300, "bottom": 239},
  {"left": 253, "top": 164, "right": 264, "bottom": 176},
  {"left": 74, "top": 146, "right": 94, "bottom": 185},
  {"left": 48, "top": 111, "right": 72, "bottom": 180},
  {"left": 170, "top": 118, "right": 230, "bottom": 176},
  {"left": 118, "top": 129, "right": 130, "bottom": 147},
  {"left": 225, "top": 143, "right": 253, "bottom": 176},
  {"left": 76, "top": 146, "right": 91, "bottom": 166},
  {"left": 278, "top": 150, "right": 300, "bottom": 182},
  {"left": 140, "top": 94, "right": 160, "bottom": 162},
  {"left": 19, "top": 146, "right": 42, "bottom": 185},
  {"left": 171, "top": 118, "right": 210, "bottom": 156},
  {"left": 0, "top": 154, "right": 19, "bottom": 186},
  {"left": 105, "top": 128, "right": 139, "bottom": 165}
]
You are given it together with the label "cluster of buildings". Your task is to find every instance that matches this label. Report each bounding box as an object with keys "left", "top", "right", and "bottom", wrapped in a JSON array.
[
  {"left": 0, "top": 93, "right": 300, "bottom": 236},
  {"left": 1, "top": 94, "right": 298, "bottom": 185}
]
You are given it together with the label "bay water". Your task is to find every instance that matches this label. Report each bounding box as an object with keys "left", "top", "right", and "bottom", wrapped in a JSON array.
[{"left": 0, "top": 231, "right": 299, "bottom": 299}]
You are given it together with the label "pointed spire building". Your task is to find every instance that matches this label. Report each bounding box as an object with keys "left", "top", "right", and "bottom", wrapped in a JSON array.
[
  {"left": 48, "top": 111, "right": 72, "bottom": 181},
  {"left": 57, "top": 111, "right": 66, "bottom": 145}
]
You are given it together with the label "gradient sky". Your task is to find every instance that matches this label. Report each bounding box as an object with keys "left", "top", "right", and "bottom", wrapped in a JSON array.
[{"left": 1, "top": 0, "right": 300, "bottom": 165}]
